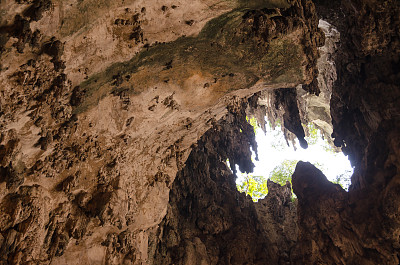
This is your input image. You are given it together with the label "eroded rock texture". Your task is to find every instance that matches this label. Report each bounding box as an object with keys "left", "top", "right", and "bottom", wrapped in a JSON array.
[
  {"left": 0, "top": 0, "right": 399, "bottom": 264},
  {"left": 292, "top": 0, "right": 400, "bottom": 264},
  {"left": 153, "top": 102, "right": 297, "bottom": 265},
  {"left": 0, "top": 0, "right": 322, "bottom": 263}
]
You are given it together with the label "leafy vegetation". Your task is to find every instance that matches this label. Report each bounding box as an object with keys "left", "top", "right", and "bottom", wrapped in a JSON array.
[
  {"left": 304, "top": 123, "right": 319, "bottom": 145},
  {"left": 305, "top": 123, "right": 336, "bottom": 153},
  {"left": 236, "top": 174, "right": 268, "bottom": 201},
  {"left": 236, "top": 159, "right": 297, "bottom": 201},
  {"left": 236, "top": 119, "right": 352, "bottom": 201},
  {"left": 269, "top": 159, "right": 297, "bottom": 187},
  {"left": 245, "top": 116, "right": 259, "bottom": 135}
]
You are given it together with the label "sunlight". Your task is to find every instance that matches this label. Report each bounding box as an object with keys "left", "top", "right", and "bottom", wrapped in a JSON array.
[{"left": 235, "top": 121, "right": 354, "bottom": 201}]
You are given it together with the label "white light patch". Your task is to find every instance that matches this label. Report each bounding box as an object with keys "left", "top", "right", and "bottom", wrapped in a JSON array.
[{"left": 236, "top": 124, "right": 353, "bottom": 192}]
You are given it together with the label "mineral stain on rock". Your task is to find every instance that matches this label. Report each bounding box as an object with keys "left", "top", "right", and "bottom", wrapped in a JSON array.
[{"left": 73, "top": 3, "right": 320, "bottom": 114}]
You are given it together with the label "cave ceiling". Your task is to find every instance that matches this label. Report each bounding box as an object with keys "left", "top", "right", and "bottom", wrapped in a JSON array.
[{"left": 0, "top": 0, "right": 399, "bottom": 264}]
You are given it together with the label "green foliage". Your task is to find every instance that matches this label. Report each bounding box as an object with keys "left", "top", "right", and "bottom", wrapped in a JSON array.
[
  {"left": 332, "top": 175, "right": 342, "bottom": 186},
  {"left": 269, "top": 159, "right": 326, "bottom": 186},
  {"left": 246, "top": 116, "right": 259, "bottom": 135},
  {"left": 237, "top": 160, "right": 297, "bottom": 201},
  {"left": 236, "top": 120, "right": 352, "bottom": 200},
  {"left": 237, "top": 158, "right": 352, "bottom": 200},
  {"left": 269, "top": 159, "right": 297, "bottom": 186},
  {"left": 305, "top": 123, "right": 336, "bottom": 153},
  {"left": 269, "top": 159, "right": 298, "bottom": 196},
  {"left": 236, "top": 174, "right": 268, "bottom": 201},
  {"left": 305, "top": 123, "right": 319, "bottom": 145}
]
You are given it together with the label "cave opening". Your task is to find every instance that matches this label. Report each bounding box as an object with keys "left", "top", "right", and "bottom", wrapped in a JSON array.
[
  {"left": 233, "top": 119, "right": 354, "bottom": 201},
  {"left": 231, "top": 18, "right": 352, "bottom": 201},
  {"left": 0, "top": 0, "right": 399, "bottom": 263}
]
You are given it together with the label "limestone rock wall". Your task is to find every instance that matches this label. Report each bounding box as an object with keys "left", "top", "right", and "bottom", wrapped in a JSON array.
[
  {"left": 0, "top": 0, "right": 322, "bottom": 264},
  {"left": 153, "top": 104, "right": 298, "bottom": 265},
  {"left": 0, "top": 0, "right": 399, "bottom": 264},
  {"left": 292, "top": 0, "right": 400, "bottom": 264},
  {"left": 153, "top": 1, "right": 400, "bottom": 264}
]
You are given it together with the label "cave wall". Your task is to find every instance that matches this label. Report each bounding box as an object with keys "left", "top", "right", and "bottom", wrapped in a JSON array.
[
  {"left": 293, "top": 0, "right": 400, "bottom": 264},
  {"left": 0, "top": 0, "right": 399, "bottom": 264},
  {"left": 153, "top": 100, "right": 298, "bottom": 265},
  {"left": 155, "top": 0, "right": 400, "bottom": 264},
  {"left": 0, "top": 0, "right": 322, "bottom": 264}
]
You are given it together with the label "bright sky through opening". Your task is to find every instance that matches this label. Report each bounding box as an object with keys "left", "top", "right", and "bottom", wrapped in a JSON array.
[{"left": 236, "top": 122, "right": 354, "bottom": 192}]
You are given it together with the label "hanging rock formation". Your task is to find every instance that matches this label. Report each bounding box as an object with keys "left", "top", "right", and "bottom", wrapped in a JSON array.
[
  {"left": 153, "top": 101, "right": 298, "bottom": 265},
  {"left": 0, "top": 0, "right": 399, "bottom": 264},
  {"left": 292, "top": 0, "right": 400, "bottom": 264}
]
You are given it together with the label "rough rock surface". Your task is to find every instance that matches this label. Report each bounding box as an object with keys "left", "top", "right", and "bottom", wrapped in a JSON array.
[
  {"left": 292, "top": 0, "right": 400, "bottom": 264},
  {"left": 0, "top": 0, "right": 399, "bottom": 264},
  {"left": 297, "top": 18, "right": 340, "bottom": 146},
  {"left": 153, "top": 102, "right": 297, "bottom": 265},
  {"left": 0, "top": 0, "right": 322, "bottom": 264}
]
